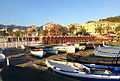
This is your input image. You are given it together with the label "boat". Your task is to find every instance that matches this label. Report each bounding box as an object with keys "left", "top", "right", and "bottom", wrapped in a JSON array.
[
  {"left": 30, "top": 48, "right": 46, "bottom": 58},
  {"left": 45, "top": 60, "right": 120, "bottom": 81},
  {"left": 63, "top": 43, "right": 86, "bottom": 50},
  {"left": 94, "top": 46, "right": 120, "bottom": 57},
  {"left": 94, "top": 50, "right": 120, "bottom": 57},
  {"left": 67, "top": 53, "right": 120, "bottom": 66},
  {"left": 82, "top": 63, "right": 120, "bottom": 72},
  {"left": 53, "top": 45, "right": 75, "bottom": 53},
  {"left": 43, "top": 46, "right": 58, "bottom": 54}
]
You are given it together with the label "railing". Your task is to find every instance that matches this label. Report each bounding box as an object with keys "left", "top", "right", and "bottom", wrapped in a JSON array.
[{"left": 0, "top": 41, "right": 41, "bottom": 48}]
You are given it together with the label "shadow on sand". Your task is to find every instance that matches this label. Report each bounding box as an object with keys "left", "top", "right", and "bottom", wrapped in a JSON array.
[{"left": 0, "top": 66, "right": 80, "bottom": 81}]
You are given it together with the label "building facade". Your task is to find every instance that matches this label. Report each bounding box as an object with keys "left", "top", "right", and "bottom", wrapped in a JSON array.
[
  {"left": 65, "top": 23, "right": 82, "bottom": 35},
  {"left": 43, "top": 23, "right": 63, "bottom": 36},
  {"left": 82, "top": 21, "right": 120, "bottom": 34}
]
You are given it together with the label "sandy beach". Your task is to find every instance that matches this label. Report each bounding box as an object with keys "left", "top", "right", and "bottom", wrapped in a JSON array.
[{"left": 0, "top": 47, "right": 95, "bottom": 81}]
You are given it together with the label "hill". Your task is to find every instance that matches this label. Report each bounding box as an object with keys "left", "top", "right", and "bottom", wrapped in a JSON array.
[
  {"left": 99, "top": 16, "right": 120, "bottom": 22},
  {"left": 0, "top": 24, "right": 29, "bottom": 30}
]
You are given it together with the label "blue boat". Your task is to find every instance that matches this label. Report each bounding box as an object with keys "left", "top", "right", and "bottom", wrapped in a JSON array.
[
  {"left": 94, "top": 50, "right": 120, "bottom": 57},
  {"left": 45, "top": 60, "right": 120, "bottom": 81},
  {"left": 83, "top": 63, "right": 120, "bottom": 73},
  {"left": 94, "top": 46, "right": 120, "bottom": 57}
]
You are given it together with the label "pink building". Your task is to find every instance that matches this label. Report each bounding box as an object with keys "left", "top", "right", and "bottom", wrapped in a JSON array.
[{"left": 43, "top": 23, "right": 63, "bottom": 36}]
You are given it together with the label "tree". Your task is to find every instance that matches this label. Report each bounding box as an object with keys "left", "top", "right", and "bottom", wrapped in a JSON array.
[
  {"left": 43, "top": 30, "right": 48, "bottom": 36},
  {"left": 37, "top": 28, "right": 42, "bottom": 36},
  {"left": 57, "top": 26, "right": 64, "bottom": 35},
  {"left": 104, "top": 25, "right": 112, "bottom": 34},
  {"left": 80, "top": 27, "right": 86, "bottom": 35},
  {"left": 50, "top": 28, "right": 55, "bottom": 36},
  {"left": 115, "top": 25, "right": 120, "bottom": 34},
  {"left": 95, "top": 26, "right": 103, "bottom": 34},
  {"left": 69, "top": 25, "right": 76, "bottom": 35}
]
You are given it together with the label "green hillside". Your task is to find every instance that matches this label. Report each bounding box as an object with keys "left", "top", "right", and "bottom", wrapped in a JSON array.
[{"left": 99, "top": 16, "right": 120, "bottom": 22}]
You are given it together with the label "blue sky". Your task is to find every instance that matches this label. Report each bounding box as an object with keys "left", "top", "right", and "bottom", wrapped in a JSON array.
[{"left": 0, "top": 0, "right": 120, "bottom": 26}]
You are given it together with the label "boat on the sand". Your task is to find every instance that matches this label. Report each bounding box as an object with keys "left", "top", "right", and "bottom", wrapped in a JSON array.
[
  {"left": 43, "top": 46, "right": 58, "bottom": 54},
  {"left": 94, "top": 46, "right": 120, "bottom": 57},
  {"left": 45, "top": 60, "right": 120, "bottom": 81},
  {"left": 30, "top": 48, "right": 46, "bottom": 58},
  {"left": 67, "top": 54, "right": 120, "bottom": 66}
]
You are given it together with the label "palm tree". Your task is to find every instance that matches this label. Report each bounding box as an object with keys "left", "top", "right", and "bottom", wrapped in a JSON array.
[
  {"left": 80, "top": 27, "right": 86, "bottom": 35},
  {"left": 57, "top": 26, "right": 64, "bottom": 35},
  {"left": 69, "top": 25, "right": 76, "bottom": 35},
  {"left": 50, "top": 28, "right": 55, "bottom": 36},
  {"left": 104, "top": 25, "right": 112, "bottom": 34},
  {"left": 43, "top": 30, "right": 48, "bottom": 36},
  {"left": 115, "top": 25, "right": 120, "bottom": 34},
  {"left": 95, "top": 26, "right": 103, "bottom": 34},
  {"left": 37, "top": 28, "right": 42, "bottom": 36}
]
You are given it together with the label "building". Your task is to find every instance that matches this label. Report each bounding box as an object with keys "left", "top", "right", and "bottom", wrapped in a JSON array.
[
  {"left": 82, "top": 21, "right": 120, "bottom": 34},
  {"left": 27, "top": 25, "right": 37, "bottom": 32},
  {"left": 27, "top": 25, "right": 38, "bottom": 36},
  {"left": 65, "top": 23, "right": 82, "bottom": 35},
  {"left": 43, "top": 22, "right": 63, "bottom": 36},
  {"left": 82, "top": 21, "right": 96, "bottom": 34},
  {"left": 12, "top": 28, "right": 19, "bottom": 32}
]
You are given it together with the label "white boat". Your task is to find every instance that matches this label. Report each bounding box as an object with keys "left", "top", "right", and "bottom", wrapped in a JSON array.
[
  {"left": 45, "top": 60, "right": 120, "bottom": 81},
  {"left": 53, "top": 45, "right": 75, "bottom": 53},
  {"left": 63, "top": 43, "right": 86, "bottom": 50},
  {"left": 30, "top": 48, "right": 46, "bottom": 58},
  {"left": 0, "top": 54, "right": 5, "bottom": 60},
  {"left": 44, "top": 46, "right": 58, "bottom": 54}
]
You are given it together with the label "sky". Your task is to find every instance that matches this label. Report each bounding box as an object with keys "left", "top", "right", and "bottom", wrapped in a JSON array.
[{"left": 0, "top": 0, "right": 120, "bottom": 26}]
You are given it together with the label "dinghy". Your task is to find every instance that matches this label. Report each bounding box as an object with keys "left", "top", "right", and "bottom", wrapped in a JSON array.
[
  {"left": 30, "top": 48, "right": 46, "bottom": 58},
  {"left": 53, "top": 45, "right": 75, "bottom": 53},
  {"left": 45, "top": 60, "right": 120, "bottom": 81},
  {"left": 94, "top": 46, "right": 120, "bottom": 57},
  {"left": 44, "top": 46, "right": 58, "bottom": 54},
  {"left": 63, "top": 43, "right": 86, "bottom": 50}
]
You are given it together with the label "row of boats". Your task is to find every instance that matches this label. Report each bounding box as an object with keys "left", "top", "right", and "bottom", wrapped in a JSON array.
[
  {"left": 21, "top": 43, "right": 86, "bottom": 58},
  {"left": 45, "top": 60, "right": 120, "bottom": 81},
  {"left": 44, "top": 42, "right": 120, "bottom": 81},
  {"left": 20, "top": 41, "right": 120, "bottom": 81}
]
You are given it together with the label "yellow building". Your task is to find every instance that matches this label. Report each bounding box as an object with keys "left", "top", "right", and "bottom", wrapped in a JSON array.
[
  {"left": 82, "top": 22, "right": 96, "bottom": 34},
  {"left": 65, "top": 23, "right": 82, "bottom": 35},
  {"left": 82, "top": 21, "right": 120, "bottom": 34}
]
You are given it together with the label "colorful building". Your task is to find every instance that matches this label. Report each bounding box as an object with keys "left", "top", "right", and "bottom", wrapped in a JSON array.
[
  {"left": 65, "top": 23, "right": 82, "bottom": 35},
  {"left": 43, "top": 23, "right": 63, "bottom": 36},
  {"left": 82, "top": 22, "right": 96, "bottom": 34},
  {"left": 82, "top": 21, "right": 120, "bottom": 34}
]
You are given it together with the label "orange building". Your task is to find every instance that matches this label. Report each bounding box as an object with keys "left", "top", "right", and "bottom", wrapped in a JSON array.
[
  {"left": 43, "top": 23, "right": 63, "bottom": 36},
  {"left": 27, "top": 25, "right": 37, "bottom": 32}
]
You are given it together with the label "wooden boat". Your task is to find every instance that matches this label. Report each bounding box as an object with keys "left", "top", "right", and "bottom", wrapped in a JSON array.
[
  {"left": 45, "top": 60, "right": 120, "bottom": 81},
  {"left": 67, "top": 54, "right": 120, "bottom": 66},
  {"left": 30, "top": 48, "right": 46, "bottom": 58}
]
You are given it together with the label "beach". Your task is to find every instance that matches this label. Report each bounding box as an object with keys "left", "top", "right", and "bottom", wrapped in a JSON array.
[{"left": 0, "top": 47, "right": 94, "bottom": 81}]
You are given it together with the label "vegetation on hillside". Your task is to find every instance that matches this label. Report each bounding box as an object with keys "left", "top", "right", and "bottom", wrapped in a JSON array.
[{"left": 99, "top": 16, "right": 120, "bottom": 22}]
